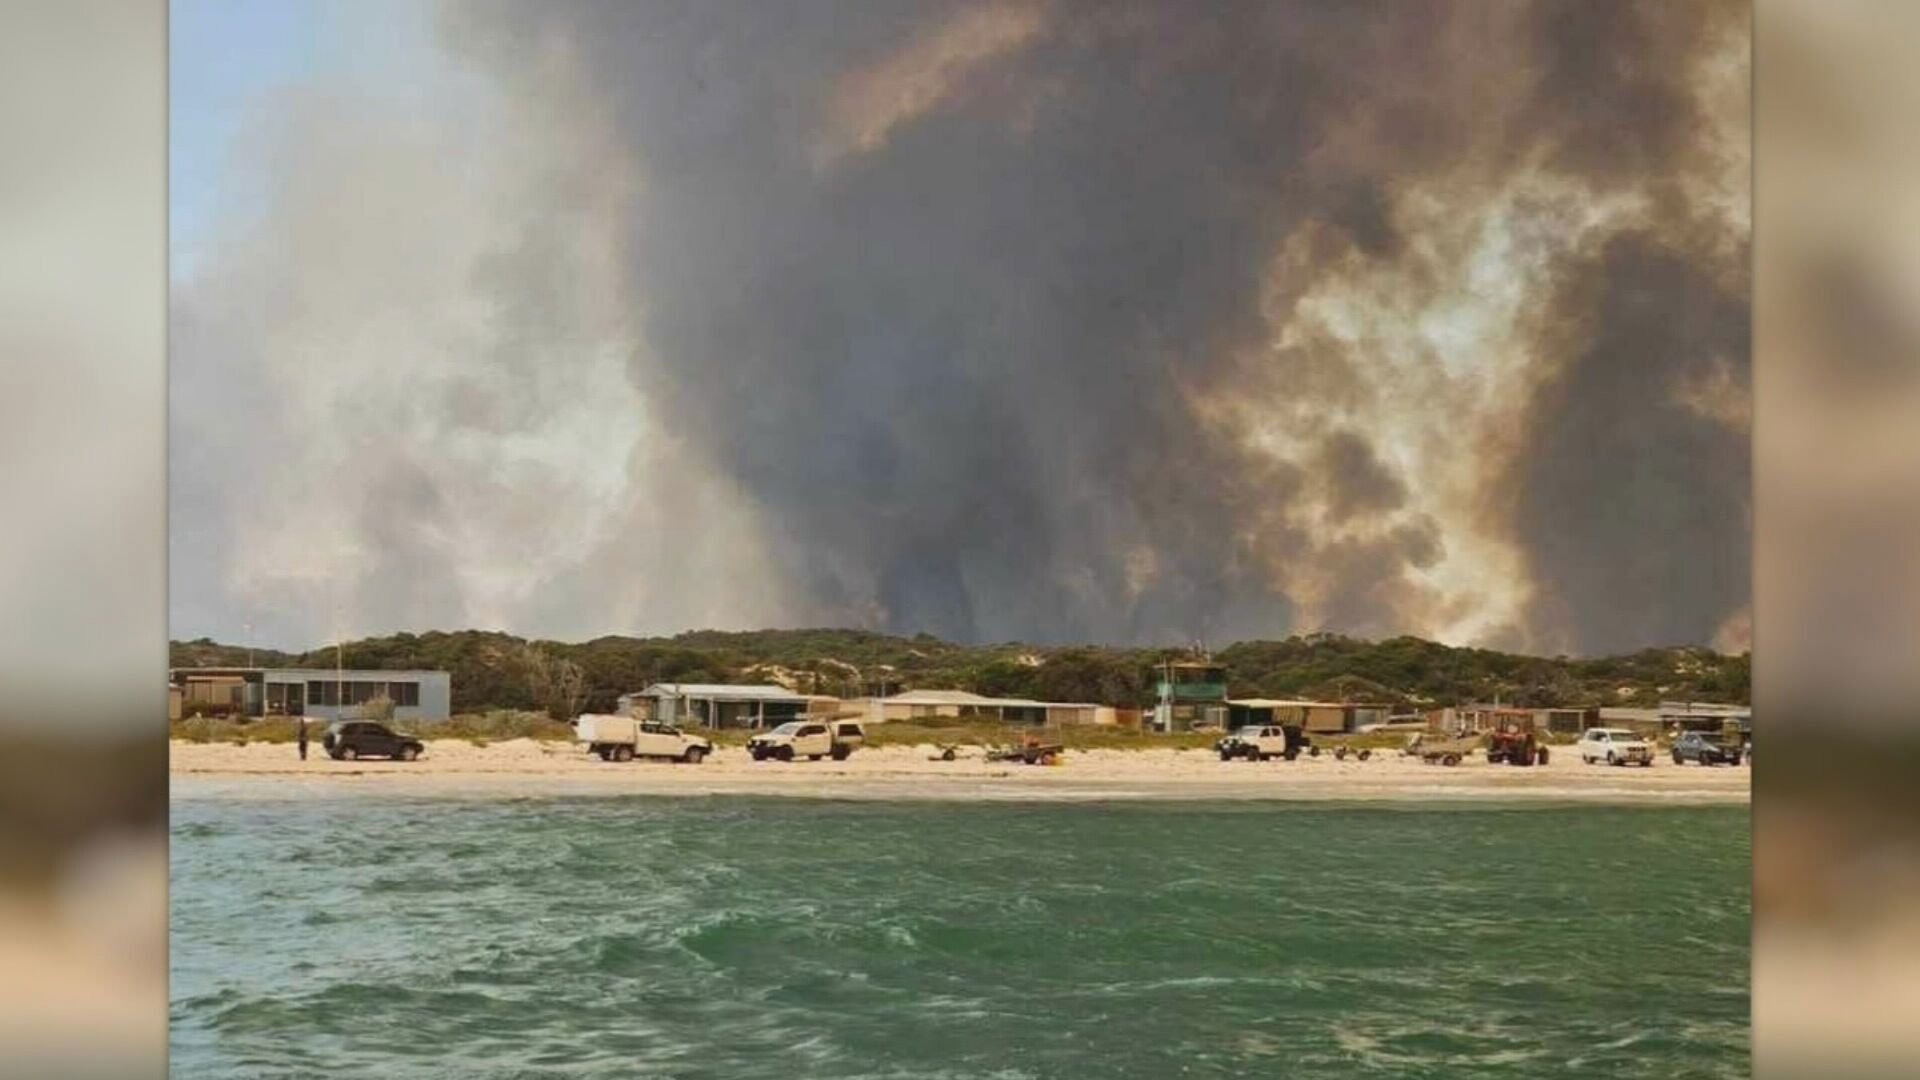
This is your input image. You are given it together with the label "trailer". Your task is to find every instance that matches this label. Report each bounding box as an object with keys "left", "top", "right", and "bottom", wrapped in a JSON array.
[
  {"left": 984, "top": 737, "right": 1064, "bottom": 765},
  {"left": 1406, "top": 731, "right": 1482, "bottom": 766}
]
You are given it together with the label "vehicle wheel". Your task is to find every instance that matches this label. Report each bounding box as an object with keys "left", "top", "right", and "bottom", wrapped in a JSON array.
[
  {"left": 612, "top": 745, "right": 634, "bottom": 763},
  {"left": 398, "top": 745, "right": 420, "bottom": 762},
  {"left": 940, "top": 747, "right": 956, "bottom": 761},
  {"left": 1607, "top": 751, "right": 1619, "bottom": 767},
  {"left": 777, "top": 747, "right": 794, "bottom": 762},
  {"left": 329, "top": 749, "right": 345, "bottom": 761},
  {"left": 682, "top": 747, "right": 706, "bottom": 765},
  {"left": 1535, "top": 747, "right": 1548, "bottom": 765},
  {"left": 1442, "top": 752, "right": 1462, "bottom": 767},
  {"left": 1308, "top": 746, "right": 1321, "bottom": 757},
  {"left": 1284, "top": 749, "right": 1299, "bottom": 761},
  {"left": 830, "top": 747, "right": 851, "bottom": 761},
  {"left": 1358, "top": 749, "right": 1372, "bottom": 761},
  {"left": 1334, "top": 746, "right": 1348, "bottom": 761},
  {"left": 1673, "top": 752, "right": 1683, "bottom": 765},
  {"left": 340, "top": 746, "right": 358, "bottom": 761}
]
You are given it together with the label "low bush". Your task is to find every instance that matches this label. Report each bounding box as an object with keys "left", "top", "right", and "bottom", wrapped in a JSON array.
[{"left": 414, "top": 710, "right": 574, "bottom": 742}]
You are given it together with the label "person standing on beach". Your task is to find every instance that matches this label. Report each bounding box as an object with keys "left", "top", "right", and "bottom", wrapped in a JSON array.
[{"left": 297, "top": 717, "right": 308, "bottom": 761}]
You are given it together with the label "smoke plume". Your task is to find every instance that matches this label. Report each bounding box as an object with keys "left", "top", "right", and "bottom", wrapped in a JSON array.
[{"left": 172, "top": 0, "right": 1750, "bottom": 653}]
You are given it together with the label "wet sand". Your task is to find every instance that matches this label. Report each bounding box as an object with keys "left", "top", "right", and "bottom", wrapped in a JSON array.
[{"left": 171, "top": 739, "right": 1751, "bottom": 803}]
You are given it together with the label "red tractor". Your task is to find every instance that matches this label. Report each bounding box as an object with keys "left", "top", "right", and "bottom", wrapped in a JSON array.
[{"left": 1485, "top": 721, "right": 1549, "bottom": 766}]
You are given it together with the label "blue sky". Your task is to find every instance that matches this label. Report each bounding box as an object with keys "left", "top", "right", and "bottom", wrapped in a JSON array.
[{"left": 169, "top": 0, "right": 438, "bottom": 280}]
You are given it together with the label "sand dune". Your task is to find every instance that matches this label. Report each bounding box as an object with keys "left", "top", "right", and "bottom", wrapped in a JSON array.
[{"left": 171, "top": 739, "right": 1750, "bottom": 803}]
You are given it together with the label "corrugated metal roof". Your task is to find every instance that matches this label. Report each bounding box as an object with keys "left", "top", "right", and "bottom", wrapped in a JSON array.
[
  {"left": 640, "top": 682, "right": 808, "bottom": 702},
  {"left": 884, "top": 689, "right": 1096, "bottom": 709},
  {"left": 1598, "top": 707, "right": 1661, "bottom": 722},
  {"left": 1657, "top": 701, "right": 1750, "bottom": 716},
  {"left": 173, "top": 667, "right": 448, "bottom": 679},
  {"left": 884, "top": 689, "right": 997, "bottom": 705}
]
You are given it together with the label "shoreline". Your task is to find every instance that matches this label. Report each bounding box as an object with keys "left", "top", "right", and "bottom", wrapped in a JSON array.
[{"left": 170, "top": 739, "right": 1751, "bottom": 805}]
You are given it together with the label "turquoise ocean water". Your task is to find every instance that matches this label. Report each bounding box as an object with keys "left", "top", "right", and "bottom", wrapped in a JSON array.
[{"left": 171, "top": 794, "right": 1748, "bottom": 1078}]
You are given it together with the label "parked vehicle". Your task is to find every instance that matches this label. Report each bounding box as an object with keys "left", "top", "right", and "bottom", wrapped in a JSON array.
[
  {"left": 573, "top": 714, "right": 713, "bottom": 763},
  {"left": 747, "top": 719, "right": 866, "bottom": 761},
  {"left": 1486, "top": 722, "right": 1549, "bottom": 766},
  {"left": 1577, "top": 728, "right": 1655, "bottom": 767},
  {"left": 1215, "top": 724, "right": 1308, "bottom": 761},
  {"left": 985, "top": 736, "right": 1065, "bottom": 765},
  {"left": 1409, "top": 731, "right": 1481, "bottom": 766},
  {"left": 323, "top": 720, "right": 424, "bottom": 761},
  {"left": 1670, "top": 730, "right": 1743, "bottom": 766}
]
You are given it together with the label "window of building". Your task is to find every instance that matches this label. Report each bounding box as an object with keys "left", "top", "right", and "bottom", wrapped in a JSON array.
[
  {"left": 389, "top": 681, "right": 420, "bottom": 707},
  {"left": 308, "top": 680, "right": 352, "bottom": 707}
]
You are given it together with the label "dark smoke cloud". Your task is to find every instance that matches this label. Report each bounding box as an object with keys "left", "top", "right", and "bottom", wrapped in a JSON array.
[
  {"left": 1510, "top": 231, "right": 1751, "bottom": 653},
  {"left": 170, "top": 1, "right": 1747, "bottom": 652},
  {"left": 428, "top": 0, "right": 1748, "bottom": 652}
]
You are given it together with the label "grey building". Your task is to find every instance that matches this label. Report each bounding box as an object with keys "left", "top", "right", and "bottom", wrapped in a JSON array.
[
  {"left": 1443, "top": 704, "right": 1599, "bottom": 736},
  {"left": 1656, "top": 700, "right": 1751, "bottom": 735},
  {"left": 170, "top": 667, "right": 451, "bottom": 722}
]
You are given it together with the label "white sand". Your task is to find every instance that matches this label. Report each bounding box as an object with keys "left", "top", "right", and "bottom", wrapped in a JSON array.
[{"left": 171, "top": 739, "right": 1750, "bottom": 803}]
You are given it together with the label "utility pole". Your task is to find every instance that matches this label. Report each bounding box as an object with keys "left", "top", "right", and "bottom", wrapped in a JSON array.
[
  {"left": 243, "top": 618, "right": 256, "bottom": 717},
  {"left": 334, "top": 599, "right": 344, "bottom": 720}
]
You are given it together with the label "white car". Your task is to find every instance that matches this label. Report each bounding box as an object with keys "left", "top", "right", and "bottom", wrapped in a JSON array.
[
  {"left": 1577, "top": 728, "right": 1655, "bottom": 767},
  {"left": 574, "top": 714, "right": 713, "bottom": 763},
  {"left": 747, "top": 719, "right": 866, "bottom": 762}
]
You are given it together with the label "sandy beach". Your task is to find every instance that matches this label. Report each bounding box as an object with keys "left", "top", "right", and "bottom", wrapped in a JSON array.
[{"left": 170, "top": 739, "right": 1750, "bottom": 803}]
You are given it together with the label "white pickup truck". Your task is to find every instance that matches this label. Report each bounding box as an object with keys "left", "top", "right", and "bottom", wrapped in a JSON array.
[
  {"left": 746, "top": 719, "right": 866, "bottom": 762},
  {"left": 1215, "top": 724, "right": 1307, "bottom": 761},
  {"left": 574, "top": 714, "right": 713, "bottom": 763}
]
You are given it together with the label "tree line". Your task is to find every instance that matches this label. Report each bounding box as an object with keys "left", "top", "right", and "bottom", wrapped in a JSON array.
[{"left": 171, "top": 627, "right": 1750, "bottom": 719}]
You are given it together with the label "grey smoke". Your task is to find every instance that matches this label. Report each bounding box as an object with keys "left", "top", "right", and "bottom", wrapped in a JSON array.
[{"left": 171, "top": 0, "right": 1750, "bottom": 654}]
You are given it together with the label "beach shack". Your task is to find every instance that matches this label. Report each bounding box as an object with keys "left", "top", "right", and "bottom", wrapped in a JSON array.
[
  {"left": 866, "top": 689, "right": 1100, "bottom": 726},
  {"left": 624, "top": 682, "right": 839, "bottom": 730},
  {"left": 1226, "top": 699, "right": 1387, "bottom": 735}
]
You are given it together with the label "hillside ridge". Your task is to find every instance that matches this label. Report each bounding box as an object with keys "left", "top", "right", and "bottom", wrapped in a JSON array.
[{"left": 170, "top": 628, "right": 1750, "bottom": 716}]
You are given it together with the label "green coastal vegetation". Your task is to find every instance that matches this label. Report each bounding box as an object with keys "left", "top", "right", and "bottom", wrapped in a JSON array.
[{"left": 171, "top": 627, "right": 1750, "bottom": 717}]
